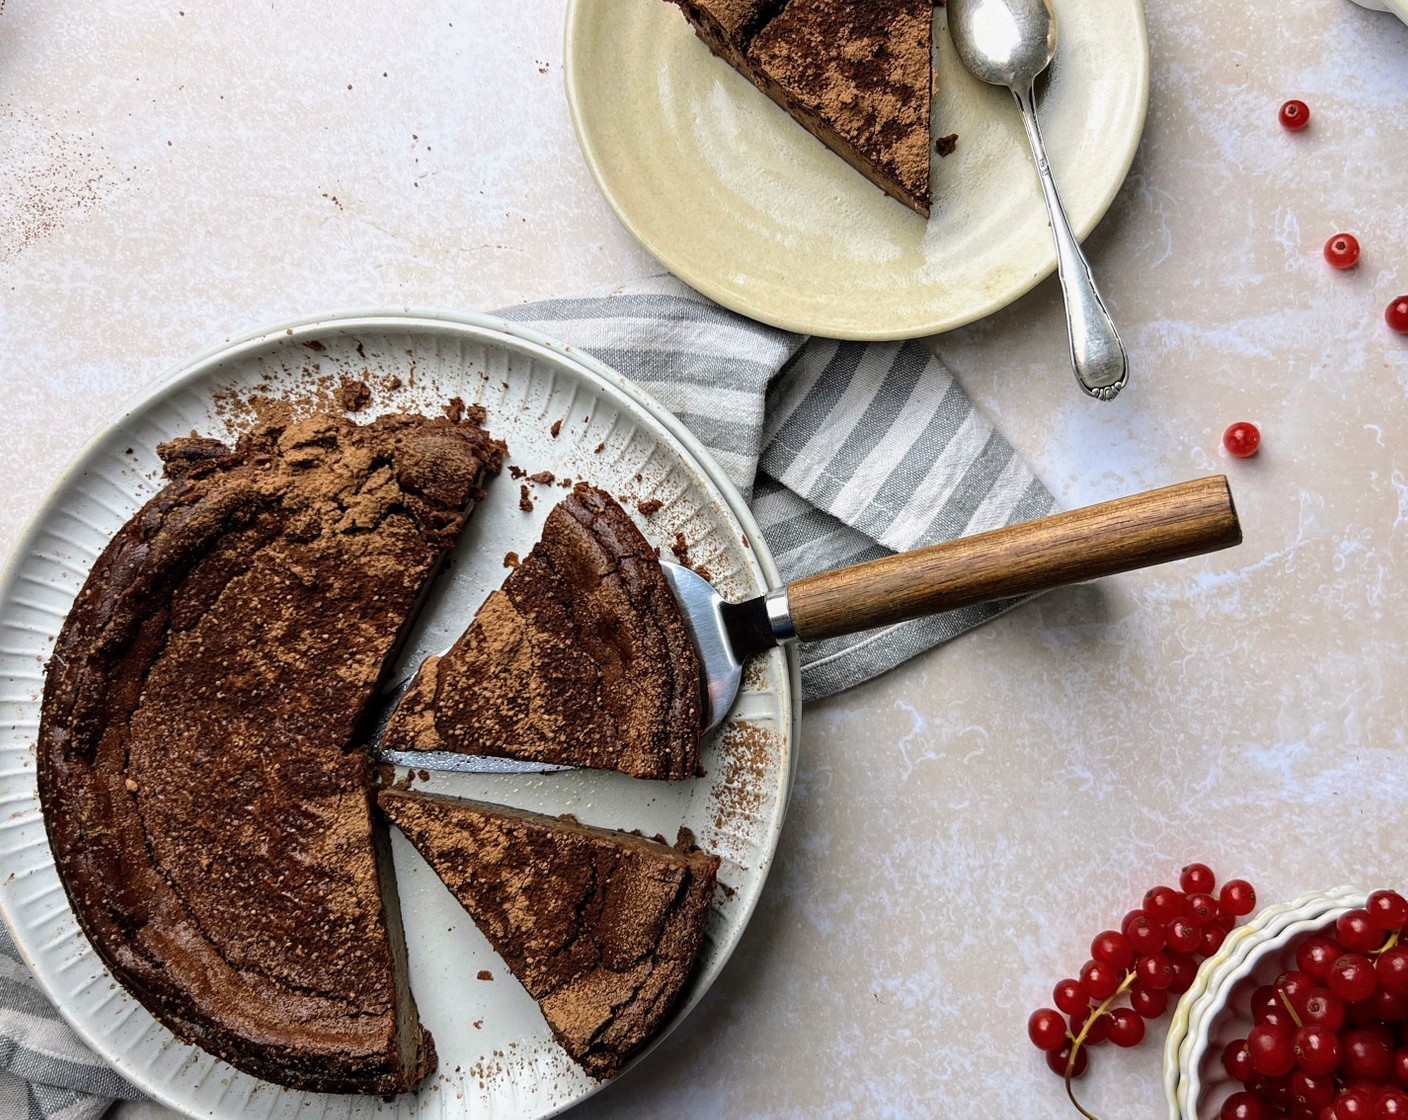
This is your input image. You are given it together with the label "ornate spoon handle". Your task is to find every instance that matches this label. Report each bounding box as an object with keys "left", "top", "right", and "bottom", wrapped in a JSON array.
[{"left": 1013, "top": 82, "right": 1129, "bottom": 402}]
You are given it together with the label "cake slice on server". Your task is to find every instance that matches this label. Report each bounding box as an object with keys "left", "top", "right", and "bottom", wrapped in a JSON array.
[
  {"left": 377, "top": 483, "right": 703, "bottom": 780},
  {"left": 377, "top": 788, "right": 720, "bottom": 1080},
  {"left": 666, "top": 0, "right": 936, "bottom": 215}
]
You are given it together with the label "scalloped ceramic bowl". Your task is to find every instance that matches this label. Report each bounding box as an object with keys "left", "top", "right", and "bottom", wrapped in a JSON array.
[{"left": 1163, "top": 887, "right": 1370, "bottom": 1120}]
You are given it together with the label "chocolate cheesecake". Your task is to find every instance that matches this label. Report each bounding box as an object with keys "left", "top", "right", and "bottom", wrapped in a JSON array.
[
  {"left": 378, "top": 788, "right": 720, "bottom": 1080},
  {"left": 37, "top": 408, "right": 505, "bottom": 1094},
  {"left": 666, "top": 0, "right": 935, "bottom": 215},
  {"left": 380, "top": 483, "right": 702, "bottom": 780}
]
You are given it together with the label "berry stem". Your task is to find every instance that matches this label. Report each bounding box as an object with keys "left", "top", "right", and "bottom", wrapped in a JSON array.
[
  {"left": 1373, "top": 930, "right": 1401, "bottom": 959},
  {"left": 1276, "top": 986, "right": 1304, "bottom": 1029},
  {"left": 1063, "top": 968, "right": 1138, "bottom": 1120}
]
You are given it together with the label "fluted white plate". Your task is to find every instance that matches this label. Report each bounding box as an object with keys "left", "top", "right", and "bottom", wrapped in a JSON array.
[
  {"left": 565, "top": 0, "right": 1149, "bottom": 339},
  {"left": 0, "top": 311, "right": 799, "bottom": 1120}
]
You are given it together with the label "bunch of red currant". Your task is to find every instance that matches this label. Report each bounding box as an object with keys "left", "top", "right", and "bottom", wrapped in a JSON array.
[
  {"left": 1028, "top": 864, "right": 1258, "bottom": 1105},
  {"left": 1219, "top": 889, "right": 1408, "bottom": 1120}
]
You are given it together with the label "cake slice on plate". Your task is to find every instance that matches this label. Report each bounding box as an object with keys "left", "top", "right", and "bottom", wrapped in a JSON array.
[
  {"left": 378, "top": 788, "right": 720, "bottom": 1080},
  {"left": 379, "top": 483, "right": 703, "bottom": 779},
  {"left": 666, "top": 0, "right": 936, "bottom": 215}
]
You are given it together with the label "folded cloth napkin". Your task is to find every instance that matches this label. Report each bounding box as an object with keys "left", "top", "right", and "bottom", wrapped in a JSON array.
[
  {"left": 500, "top": 275, "right": 1056, "bottom": 699},
  {"left": 2, "top": 275, "right": 1053, "bottom": 1119}
]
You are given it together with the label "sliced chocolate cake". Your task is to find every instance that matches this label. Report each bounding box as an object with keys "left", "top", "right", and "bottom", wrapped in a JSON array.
[
  {"left": 378, "top": 788, "right": 720, "bottom": 1080},
  {"left": 380, "top": 483, "right": 702, "bottom": 780},
  {"left": 37, "top": 408, "right": 505, "bottom": 1094},
  {"left": 666, "top": 0, "right": 936, "bottom": 215}
]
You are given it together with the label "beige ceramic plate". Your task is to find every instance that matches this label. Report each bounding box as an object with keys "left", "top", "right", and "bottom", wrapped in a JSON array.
[
  {"left": 564, "top": 0, "right": 1149, "bottom": 340},
  {"left": 0, "top": 312, "right": 798, "bottom": 1120}
]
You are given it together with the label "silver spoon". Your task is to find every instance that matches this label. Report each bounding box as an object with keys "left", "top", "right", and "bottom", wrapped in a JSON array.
[{"left": 947, "top": 0, "right": 1128, "bottom": 401}]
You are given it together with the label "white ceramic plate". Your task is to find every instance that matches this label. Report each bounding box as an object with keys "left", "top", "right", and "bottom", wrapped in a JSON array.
[
  {"left": 564, "top": 0, "right": 1149, "bottom": 340},
  {"left": 0, "top": 312, "right": 799, "bottom": 1120}
]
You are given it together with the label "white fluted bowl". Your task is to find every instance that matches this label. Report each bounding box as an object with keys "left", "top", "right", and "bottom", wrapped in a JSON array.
[{"left": 1163, "top": 887, "right": 1370, "bottom": 1120}]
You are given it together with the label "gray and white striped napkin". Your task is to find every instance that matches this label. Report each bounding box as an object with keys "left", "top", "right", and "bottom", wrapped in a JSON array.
[
  {"left": 500, "top": 275, "right": 1055, "bottom": 699},
  {"left": 1, "top": 274, "right": 1054, "bottom": 1119}
]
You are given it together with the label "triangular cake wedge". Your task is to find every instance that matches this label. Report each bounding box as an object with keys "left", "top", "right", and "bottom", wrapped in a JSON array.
[
  {"left": 377, "top": 788, "right": 720, "bottom": 1080},
  {"left": 38, "top": 409, "right": 505, "bottom": 1094},
  {"left": 380, "top": 483, "right": 703, "bottom": 779},
  {"left": 666, "top": 0, "right": 935, "bottom": 215}
]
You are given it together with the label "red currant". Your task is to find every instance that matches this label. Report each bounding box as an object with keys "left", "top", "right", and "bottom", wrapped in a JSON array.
[
  {"left": 1379, "top": 1089, "right": 1408, "bottom": 1120},
  {"left": 1278, "top": 99, "right": 1310, "bottom": 131},
  {"left": 1187, "top": 892, "right": 1221, "bottom": 926},
  {"left": 1168, "top": 952, "right": 1199, "bottom": 994},
  {"left": 1301, "top": 989, "right": 1347, "bottom": 1031},
  {"left": 1028, "top": 1007, "right": 1068, "bottom": 1051},
  {"left": 1278, "top": 970, "right": 1316, "bottom": 1010},
  {"left": 1069, "top": 1006, "right": 1111, "bottom": 1045},
  {"left": 1379, "top": 949, "right": 1408, "bottom": 998},
  {"left": 1290, "top": 1069, "right": 1337, "bottom": 1111},
  {"left": 1081, "top": 959, "right": 1120, "bottom": 1000},
  {"left": 1248, "top": 1020, "right": 1297, "bottom": 1077},
  {"left": 1181, "top": 863, "right": 1217, "bottom": 894},
  {"left": 1299, "top": 937, "right": 1343, "bottom": 984},
  {"left": 1224, "top": 422, "right": 1261, "bottom": 458},
  {"left": 1224, "top": 1038, "right": 1256, "bottom": 1083},
  {"left": 1388, "top": 296, "right": 1408, "bottom": 335},
  {"left": 1222, "top": 880, "right": 1258, "bottom": 917},
  {"left": 1168, "top": 916, "right": 1202, "bottom": 954},
  {"left": 1144, "top": 885, "right": 1184, "bottom": 924},
  {"left": 1045, "top": 1040, "right": 1089, "bottom": 1078},
  {"left": 1338, "top": 910, "right": 1386, "bottom": 954},
  {"left": 1323, "top": 233, "right": 1361, "bottom": 270},
  {"left": 1127, "top": 913, "right": 1168, "bottom": 954},
  {"left": 1053, "top": 977, "right": 1090, "bottom": 1016},
  {"left": 1106, "top": 1006, "right": 1145, "bottom": 1047},
  {"left": 1341, "top": 1027, "right": 1393, "bottom": 1081},
  {"left": 1137, "top": 952, "right": 1174, "bottom": 990},
  {"left": 1363, "top": 985, "right": 1408, "bottom": 1023},
  {"left": 1392, "top": 1047, "right": 1408, "bottom": 1088},
  {"left": 1221, "top": 1090, "right": 1268, "bottom": 1120},
  {"left": 1330, "top": 953, "right": 1380, "bottom": 1003},
  {"left": 1333, "top": 1089, "right": 1374, "bottom": 1119},
  {"left": 1368, "top": 890, "right": 1408, "bottom": 932},
  {"left": 1130, "top": 983, "right": 1168, "bottom": 1019},
  {"left": 1201, "top": 923, "right": 1229, "bottom": 957},
  {"left": 1091, "top": 929, "right": 1134, "bottom": 971},
  {"left": 1293, "top": 1023, "right": 1342, "bottom": 1076}
]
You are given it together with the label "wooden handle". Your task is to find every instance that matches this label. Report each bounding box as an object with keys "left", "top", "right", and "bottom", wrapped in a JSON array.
[{"left": 786, "top": 476, "right": 1241, "bottom": 642}]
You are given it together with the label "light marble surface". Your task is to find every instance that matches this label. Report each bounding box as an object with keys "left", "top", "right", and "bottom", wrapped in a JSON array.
[{"left": 2, "top": 1, "right": 1406, "bottom": 1118}]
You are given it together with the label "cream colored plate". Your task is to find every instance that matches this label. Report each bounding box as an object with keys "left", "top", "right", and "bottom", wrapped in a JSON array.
[
  {"left": 0, "top": 312, "right": 798, "bottom": 1120},
  {"left": 564, "top": 0, "right": 1149, "bottom": 340}
]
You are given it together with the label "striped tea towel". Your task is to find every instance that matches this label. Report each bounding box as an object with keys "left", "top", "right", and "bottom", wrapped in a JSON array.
[
  {"left": 500, "top": 275, "right": 1056, "bottom": 700},
  {"left": 1, "top": 274, "right": 1054, "bottom": 1120}
]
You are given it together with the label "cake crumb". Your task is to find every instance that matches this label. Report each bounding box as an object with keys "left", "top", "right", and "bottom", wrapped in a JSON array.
[
  {"left": 303, "top": 340, "right": 327, "bottom": 353},
  {"left": 593, "top": 442, "right": 605, "bottom": 454},
  {"left": 503, "top": 551, "right": 520, "bottom": 569},
  {"left": 444, "top": 396, "right": 465, "bottom": 423},
  {"left": 477, "top": 969, "right": 494, "bottom": 981},
  {"left": 559, "top": 477, "right": 573, "bottom": 488},
  {"left": 509, "top": 465, "right": 527, "bottom": 479},
  {"left": 528, "top": 470, "right": 555, "bottom": 485},
  {"left": 337, "top": 379, "right": 371, "bottom": 412},
  {"left": 550, "top": 419, "right": 562, "bottom": 438},
  {"left": 383, "top": 374, "right": 402, "bottom": 391},
  {"left": 636, "top": 499, "right": 663, "bottom": 517},
  {"left": 670, "top": 533, "right": 691, "bottom": 565},
  {"left": 124, "top": 778, "right": 138, "bottom": 792},
  {"left": 936, "top": 133, "right": 958, "bottom": 157},
  {"left": 519, "top": 485, "right": 534, "bottom": 512}
]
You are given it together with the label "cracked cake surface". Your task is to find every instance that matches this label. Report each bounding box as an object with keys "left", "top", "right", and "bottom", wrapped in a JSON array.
[
  {"left": 37, "top": 408, "right": 505, "bottom": 1094},
  {"left": 380, "top": 482, "right": 703, "bottom": 780},
  {"left": 666, "top": 0, "right": 935, "bottom": 215},
  {"left": 377, "top": 788, "right": 720, "bottom": 1080}
]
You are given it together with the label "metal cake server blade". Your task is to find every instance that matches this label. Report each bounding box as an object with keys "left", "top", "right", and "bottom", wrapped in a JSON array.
[
  {"left": 665, "top": 477, "right": 1241, "bottom": 733},
  {"left": 367, "top": 675, "right": 572, "bottom": 774}
]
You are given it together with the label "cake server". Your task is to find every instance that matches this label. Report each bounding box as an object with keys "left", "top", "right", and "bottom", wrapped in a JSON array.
[
  {"left": 665, "top": 476, "right": 1239, "bottom": 732},
  {"left": 374, "top": 476, "right": 1239, "bottom": 769},
  {"left": 947, "top": 0, "right": 1129, "bottom": 401}
]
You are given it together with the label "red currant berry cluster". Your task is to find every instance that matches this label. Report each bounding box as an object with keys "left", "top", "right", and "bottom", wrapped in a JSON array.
[
  {"left": 1219, "top": 890, "right": 1408, "bottom": 1119},
  {"left": 1029, "top": 864, "right": 1258, "bottom": 1100}
]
